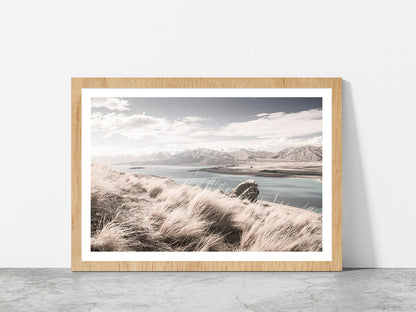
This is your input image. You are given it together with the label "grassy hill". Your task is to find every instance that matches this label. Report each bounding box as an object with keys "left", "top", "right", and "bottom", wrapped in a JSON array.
[{"left": 91, "top": 164, "right": 322, "bottom": 252}]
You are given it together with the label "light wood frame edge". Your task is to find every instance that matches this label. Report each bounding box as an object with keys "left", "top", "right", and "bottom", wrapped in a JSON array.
[{"left": 71, "top": 78, "right": 342, "bottom": 271}]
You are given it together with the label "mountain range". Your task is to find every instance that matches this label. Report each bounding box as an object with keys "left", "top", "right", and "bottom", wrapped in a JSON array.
[
  {"left": 272, "top": 145, "right": 323, "bottom": 162},
  {"left": 98, "top": 146, "right": 323, "bottom": 166}
]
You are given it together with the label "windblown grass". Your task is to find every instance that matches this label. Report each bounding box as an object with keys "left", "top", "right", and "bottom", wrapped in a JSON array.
[{"left": 91, "top": 163, "right": 322, "bottom": 252}]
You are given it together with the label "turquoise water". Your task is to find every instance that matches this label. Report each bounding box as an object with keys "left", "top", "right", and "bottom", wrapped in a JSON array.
[{"left": 111, "top": 165, "right": 322, "bottom": 213}]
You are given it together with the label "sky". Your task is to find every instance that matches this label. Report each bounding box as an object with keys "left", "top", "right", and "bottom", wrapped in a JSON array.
[{"left": 91, "top": 97, "right": 322, "bottom": 157}]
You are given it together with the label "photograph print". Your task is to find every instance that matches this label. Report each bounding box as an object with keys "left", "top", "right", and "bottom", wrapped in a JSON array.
[{"left": 86, "top": 90, "right": 331, "bottom": 259}]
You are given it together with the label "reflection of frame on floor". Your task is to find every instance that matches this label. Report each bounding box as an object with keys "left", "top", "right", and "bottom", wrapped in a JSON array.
[{"left": 72, "top": 78, "right": 342, "bottom": 271}]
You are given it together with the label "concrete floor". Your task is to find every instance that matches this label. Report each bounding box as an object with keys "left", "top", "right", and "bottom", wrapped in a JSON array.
[{"left": 0, "top": 269, "right": 415, "bottom": 311}]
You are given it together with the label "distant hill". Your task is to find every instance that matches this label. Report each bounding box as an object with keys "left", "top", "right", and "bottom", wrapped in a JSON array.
[
  {"left": 160, "top": 148, "right": 236, "bottom": 166},
  {"left": 95, "top": 146, "right": 323, "bottom": 165},
  {"left": 272, "top": 146, "right": 322, "bottom": 162},
  {"left": 123, "top": 148, "right": 236, "bottom": 166},
  {"left": 228, "top": 148, "right": 274, "bottom": 161}
]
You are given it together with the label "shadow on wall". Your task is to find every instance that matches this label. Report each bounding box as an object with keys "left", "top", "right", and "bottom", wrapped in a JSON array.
[{"left": 342, "top": 80, "right": 376, "bottom": 268}]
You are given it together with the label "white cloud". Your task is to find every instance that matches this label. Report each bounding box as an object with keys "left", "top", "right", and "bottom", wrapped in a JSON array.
[
  {"left": 182, "top": 116, "right": 211, "bottom": 123},
  {"left": 219, "top": 109, "right": 322, "bottom": 140},
  {"left": 91, "top": 113, "right": 207, "bottom": 141},
  {"left": 92, "top": 112, "right": 169, "bottom": 139},
  {"left": 91, "top": 98, "right": 131, "bottom": 111},
  {"left": 91, "top": 109, "right": 322, "bottom": 156}
]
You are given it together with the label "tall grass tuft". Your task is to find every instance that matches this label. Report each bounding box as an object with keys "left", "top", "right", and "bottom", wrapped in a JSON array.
[{"left": 90, "top": 163, "right": 322, "bottom": 252}]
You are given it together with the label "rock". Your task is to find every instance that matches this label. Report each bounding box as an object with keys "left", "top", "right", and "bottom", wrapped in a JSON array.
[{"left": 231, "top": 180, "right": 259, "bottom": 202}]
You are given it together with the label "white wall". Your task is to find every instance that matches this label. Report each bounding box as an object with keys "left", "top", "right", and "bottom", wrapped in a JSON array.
[{"left": 1, "top": 0, "right": 415, "bottom": 268}]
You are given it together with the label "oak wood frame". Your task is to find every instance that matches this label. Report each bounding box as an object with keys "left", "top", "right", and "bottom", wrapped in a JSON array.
[{"left": 72, "top": 78, "right": 342, "bottom": 271}]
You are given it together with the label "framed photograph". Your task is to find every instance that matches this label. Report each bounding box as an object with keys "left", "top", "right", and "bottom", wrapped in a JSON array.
[{"left": 72, "top": 78, "right": 342, "bottom": 271}]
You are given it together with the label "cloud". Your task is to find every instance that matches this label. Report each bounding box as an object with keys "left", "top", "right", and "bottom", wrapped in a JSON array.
[
  {"left": 181, "top": 116, "right": 211, "bottom": 123},
  {"left": 91, "top": 112, "right": 169, "bottom": 139},
  {"left": 91, "top": 109, "right": 322, "bottom": 156},
  {"left": 91, "top": 113, "right": 206, "bottom": 141},
  {"left": 91, "top": 98, "right": 131, "bottom": 111},
  {"left": 219, "top": 109, "right": 322, "bottom": 140}
]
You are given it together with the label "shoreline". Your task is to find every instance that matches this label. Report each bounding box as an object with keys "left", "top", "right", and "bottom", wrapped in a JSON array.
[{"left": 189, "top": 167, "right": 322, "bottom": 180}]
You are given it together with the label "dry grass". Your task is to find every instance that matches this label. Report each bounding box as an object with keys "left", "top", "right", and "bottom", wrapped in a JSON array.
[{"left": 91, "top": 163, "right": 322, "bottom": 252}]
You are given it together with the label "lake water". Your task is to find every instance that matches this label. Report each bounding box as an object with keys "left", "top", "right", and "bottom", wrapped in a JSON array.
[{"left": 111, "top": 165, "right": 322, "bottom": 213}]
